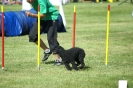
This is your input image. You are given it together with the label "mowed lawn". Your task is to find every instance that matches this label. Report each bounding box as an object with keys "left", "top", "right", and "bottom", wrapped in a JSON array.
[{"left": 0, "top": 2, "right": 133, "bottom": 88}]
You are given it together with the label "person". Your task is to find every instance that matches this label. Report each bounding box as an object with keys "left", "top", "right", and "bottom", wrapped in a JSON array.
[
  {"left": 73, "top": 0, "right": 78, "bottom": 2},
  {"left": 25, "top": 0, "right": 62, "bottom": 65},
  {"left": 16, "top": 0, "right": 22, "bottom": 4},
  {"left": 2, "top": 0, "right": 12, "bottom": 5}
]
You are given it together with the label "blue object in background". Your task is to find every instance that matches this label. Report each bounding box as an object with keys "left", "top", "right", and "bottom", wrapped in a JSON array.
[
  {"left": 0, "top": 11, "right": 22, "bottom": 36},
  {"left": 58, "top": 14, "right": 66, "bottom": 32}
]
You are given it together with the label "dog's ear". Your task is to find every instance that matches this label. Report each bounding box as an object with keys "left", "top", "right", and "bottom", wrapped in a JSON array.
[
  {"left": 59, "top": 46, "right": 62, "bottom": 49},
  {"left": 56, "top": 46, "right": 62, "bottom": 54},
  {"left": 60, "top": 46, "right": 65, "bottom": 50},
  {"left": 56, "top": 46, "right": 65, "bottom": 59},
  {"left": 58, "top": 46, "right": 61, "bottom": 49}
]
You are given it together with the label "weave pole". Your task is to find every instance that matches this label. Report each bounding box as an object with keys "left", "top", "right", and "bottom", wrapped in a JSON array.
[
  {"left": 1, "top": 6, "right": 5, "bottom": 70},
  {"left": 37, "top": 5, "right": 40, "bottom": 70},
  {"left": 72, "top": 6, "right": 76, "bottom": 48},
  {"left": 105, "top": 5, "right": 110, "bottom": 67}
]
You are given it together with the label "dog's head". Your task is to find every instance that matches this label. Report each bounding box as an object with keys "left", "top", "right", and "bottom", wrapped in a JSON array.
[{"left": 56, "top": 46, "right": 66, "bottom": 60}]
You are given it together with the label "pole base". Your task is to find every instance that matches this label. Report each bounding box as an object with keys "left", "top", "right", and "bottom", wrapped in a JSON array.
[
  {"left": 105, "top": 64, "right": 108, "bottom": 67},
  {"left": 2, "top": 67, "right": 4, "bottom": 70},
  {"left": 37, "top": 66, "right": 40, "bottom": 70}
]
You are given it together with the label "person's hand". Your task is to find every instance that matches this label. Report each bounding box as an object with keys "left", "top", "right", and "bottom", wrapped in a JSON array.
[{"left": 25, "top": 11, "right": 32, "bottom": 17}]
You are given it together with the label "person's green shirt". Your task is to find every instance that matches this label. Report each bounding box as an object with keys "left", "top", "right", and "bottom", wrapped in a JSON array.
[{"left": 31, "top": 0, "right": 59, "bottom": 20}]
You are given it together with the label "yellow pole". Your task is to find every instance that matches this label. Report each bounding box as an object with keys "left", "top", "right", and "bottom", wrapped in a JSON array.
[
  {"left": 105, "top": 5, "right": 110, "bottom": 67},
  {"left": 74, "top": 6, "right": 76, "bottom": 12},
  {"left": 38, "top": 5, "right": 40, "bottom": 70},
  {"left": 96, "top": 0, "right": 99, "bottom": 2},
  {"left": 1, "top": 5, "right": 3, "bottom": 12},
  {"left": 1, "top": 6, "right": 5, "bottom": 70}
]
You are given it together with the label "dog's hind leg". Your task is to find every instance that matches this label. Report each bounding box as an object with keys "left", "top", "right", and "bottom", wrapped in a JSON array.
[{"left": 71, "top": 61, "right": 78, "bottom": 70}]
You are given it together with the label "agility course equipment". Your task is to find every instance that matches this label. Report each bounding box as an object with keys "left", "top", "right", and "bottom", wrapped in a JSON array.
[
  {"left": 1, "top": 6, "right": 4, "bottom": 70},
  {"left": 72, "top": 6, "right": 76, "bottom": 48},
  {"left": 0, "top": 9, "right": 37, "bottom": 36},
  {"left": 49, "top": 0, "right": 66, "bottom": 27},
  {"left": 37, "top": 5, "right": 40, "bottom": 70},
  {"left": 22, "top": 0, "right": 32, "bottom": 10},
  {"left": 105, "top": 5, "right": 110, "bottom": 67}
]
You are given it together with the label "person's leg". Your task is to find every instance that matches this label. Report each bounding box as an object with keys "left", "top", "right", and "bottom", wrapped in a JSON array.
[
  {"left": 29, "top": 22, "right": 51, "bottom": 61},
  {"left": 46, "top": 20, "right": 62, "bottom": 65},
  {"left": 54, "top": 54, "right": 60, "bottom": 60},
  {"left": 35, "top": 39, "right": 52, "bottom": 61},
  {"left": 2, "top": 0, "right": 7, "bottom": 4},
  {"left": 35, "top": 39, "right": 48, "bottom": 50},
  {"left": 46, "top": 20, "right": 59, "bottom": 52},
  {"left": 7, "top": 0, "right": 12, "bottom": 4},
  {"left": 54, "top": 54, "right": 62, "bottom": 65}
]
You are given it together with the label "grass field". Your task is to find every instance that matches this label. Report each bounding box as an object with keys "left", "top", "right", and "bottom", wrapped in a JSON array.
[{"left": 0, "top": 1, "right": 133, "bottom": 88}]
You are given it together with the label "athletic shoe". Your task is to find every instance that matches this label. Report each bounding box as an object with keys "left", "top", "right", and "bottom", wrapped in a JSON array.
[
  {"left": 42, "top": 49, "right": 52, "bottom": 61},
  {"left": 54, "top": 58, "right": 62, "bottom": 66}
]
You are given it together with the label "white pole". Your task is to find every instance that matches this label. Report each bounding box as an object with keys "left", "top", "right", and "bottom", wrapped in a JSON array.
[
  {"left": 22, "top": 0, "right": 32, "bottom": 10},
  {"left": 49, "top": 0, "right": 66, "bottom": 27}
]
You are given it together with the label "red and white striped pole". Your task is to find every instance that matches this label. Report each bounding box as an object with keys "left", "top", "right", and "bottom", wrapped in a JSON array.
[
  {"left": 1, "top": 6, "right": 5, "bottom": 70},
  {"left": 72, "top": 6, "right": 76, "bottom": 48}
]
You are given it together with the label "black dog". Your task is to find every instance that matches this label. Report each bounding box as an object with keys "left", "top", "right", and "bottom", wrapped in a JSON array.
[{"left": 56, "top": 46, "right": 86, "bottom": 70}]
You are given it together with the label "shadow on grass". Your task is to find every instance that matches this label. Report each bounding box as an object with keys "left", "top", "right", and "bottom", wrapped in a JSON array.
[
  {"left": 41, "top": 61, "right": 55, "bottom": 64},
  {"left": 79, "top": 66, "right": 91, "bottom": 70},
  {"left": 41, "top": 61, "right": 91, "bottom": 71}
]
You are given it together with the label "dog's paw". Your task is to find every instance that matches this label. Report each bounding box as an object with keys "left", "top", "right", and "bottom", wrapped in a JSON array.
[
  {"left": 67, "top": 68, "right": 72, "bottom": 71},
  {"left": 67, "top": 69, "right": 72, "bottom": 71},
  {"left": 73, "top": 68, "right": 79, "bottom": 71},
  {"left": 79, "top": 66, "right": 84, "bottom": 69}
]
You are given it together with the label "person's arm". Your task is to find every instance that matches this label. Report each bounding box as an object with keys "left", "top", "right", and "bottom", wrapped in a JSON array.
[{"left": 25, "top": 11, "right": 46, "bottom": 18}]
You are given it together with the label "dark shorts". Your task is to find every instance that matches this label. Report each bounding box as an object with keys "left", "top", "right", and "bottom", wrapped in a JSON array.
[
  {"left": 29, "top": 20, "right": 59, "bottom": 53},
  {"left": 29, "top": 20, "right": 54, "bottom": 42}
]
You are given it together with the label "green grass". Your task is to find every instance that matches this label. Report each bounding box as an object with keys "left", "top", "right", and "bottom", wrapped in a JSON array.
[{"left": 0, "top": 2, "right": 133, "bottom": 88}]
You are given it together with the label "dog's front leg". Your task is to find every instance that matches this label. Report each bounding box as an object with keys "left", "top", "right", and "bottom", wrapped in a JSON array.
[
  {"left": 71, "top": 61, "right": 78, "bottom": 70},
  {"left": 80, "top": 62, "right": 85, "bottom": 69},
  {"left": 79, "top": 59, "right": 85, "bottom": 69},
  {"left": 64, "top": 62, "right": 72, "bottom": 70}
]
